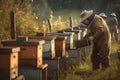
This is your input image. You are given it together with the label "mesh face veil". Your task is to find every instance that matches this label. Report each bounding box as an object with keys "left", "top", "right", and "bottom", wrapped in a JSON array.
[{"left": 82, "top": 13, "right": 95, "bottom": 26}]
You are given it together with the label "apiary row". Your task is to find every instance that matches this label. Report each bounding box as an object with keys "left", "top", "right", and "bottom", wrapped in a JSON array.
[{"left": 0, "top": 26, "right": 88, "bottom": 80}]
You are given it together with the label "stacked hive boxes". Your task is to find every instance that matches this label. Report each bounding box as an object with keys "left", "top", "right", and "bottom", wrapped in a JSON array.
[{"left": 1, "top": 37, "right": 48, "bottom": 80}]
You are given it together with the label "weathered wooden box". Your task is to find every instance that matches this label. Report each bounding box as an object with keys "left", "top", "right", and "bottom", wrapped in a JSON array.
[
  {"left": 55, "top": 36, "right": 67, "bottom": 57},
  {"left": 36, "top": 33, "right": 67, "bottom": 58},
  {"left": 28, "top": 36, "right": 56, "bottom": 59},
  {"left": 65, "top": 30, "right": 82, "bottom": 41},
  {"left": 1, "top": 37, "right": 44, "bottom": 68},
  {"left": 0, "top": 47, "right": 20, "bottom": 80},
  {"left": 46, "top": 32, "right": 74, "bottom": 50},
  {"left": 73, "top": 27, "right": 87, "bottom": 39},
  {"left": 61, "top": 30, "right": 82, "bottom": 49}
]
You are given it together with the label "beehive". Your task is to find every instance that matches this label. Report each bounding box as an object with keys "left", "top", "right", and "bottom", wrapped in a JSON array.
[
  {"left": 65, "top": 30, "right": 81, "bottom": 40},
  {"left": 28, "top": 36, "right": 56, "bottom": 59},
  {"left": 46, "top": 32, "right": 74, "bottom": 50},
  {"left": 55, "top": 36, "right": 67, "bottom": 57},
  {"left": 0, "top": 47, "right": 20, "bottom": 80},
  {"left": 35, "top": 34, "right": 67, "bottom": 58},
  {"left": 1, "top": 37, "right": 44, "bottom": 68}
]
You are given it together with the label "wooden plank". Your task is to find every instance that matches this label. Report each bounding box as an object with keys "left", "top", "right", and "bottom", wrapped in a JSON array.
[{"left": 10, "top": 11, "right": 16, "bottom": 39}]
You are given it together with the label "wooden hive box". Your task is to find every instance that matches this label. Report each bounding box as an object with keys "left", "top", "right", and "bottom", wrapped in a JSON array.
[
  {"left": 28, "top": 36, "right": 56, "bottom": 59},
  {"left": 64, "top": 30, "right": 82, "bottom": 49},
  {"left": 66, "top": 30, "right": 81, "bottom": 40},
  {"left": 65, "top": 30, "right": 82, "bottom": 40},
  {"left": 55, "top": 36, "right": 67, "bottom": 57},
  {"left": 46, "top": 32, "right": 74, "bottom": 50},
  {"left": 73, "top": 27, "right": 88, "bottom": 39},
  {"left": 35, "top": 34, "right": 67, "bottom": 58},
  {"left": 0, "top": 47, "right": 20, "bottom": 80},
  {"left": 1, "top": 36, "right": 45, "bottom": 68}
]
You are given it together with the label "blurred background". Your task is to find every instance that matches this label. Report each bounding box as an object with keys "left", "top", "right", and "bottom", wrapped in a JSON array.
[{"left": 0, "top": 0, "right": 120, "bottom": 41}]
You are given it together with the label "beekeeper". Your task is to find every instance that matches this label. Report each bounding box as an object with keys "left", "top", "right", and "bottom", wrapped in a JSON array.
[{"left": 77, "top": 10, "right": 111, "bottom": 70}]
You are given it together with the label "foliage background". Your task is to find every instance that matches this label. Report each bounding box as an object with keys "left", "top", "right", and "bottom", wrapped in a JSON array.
[{"left": 0, "top": 0, "right": 120, "bottom": 41}]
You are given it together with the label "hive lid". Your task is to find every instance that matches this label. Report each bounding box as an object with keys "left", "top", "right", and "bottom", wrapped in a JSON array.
[
  {"left": 28, "top": 36, "right": 56, "bottom": 41},
  {"left": 0, "top": 47, "right": 20, "bottom": 53},
  {"left": 1, "top": 39, "right": 45, "bottom": 46},
  {"left": 73, "top": 26, "right": 81, "bottom": 30},
  {"left": 65, "top": 30, "right": 81, "bottom": 33},
  {"left": 55, "top": 36, "right": 67, "bottom": 40},
  {"left": 46, "top": 32, "right": 74, "bottom": 36},
  {"left": 16, "top": 36, "right": 28, "bottom": 41}
]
